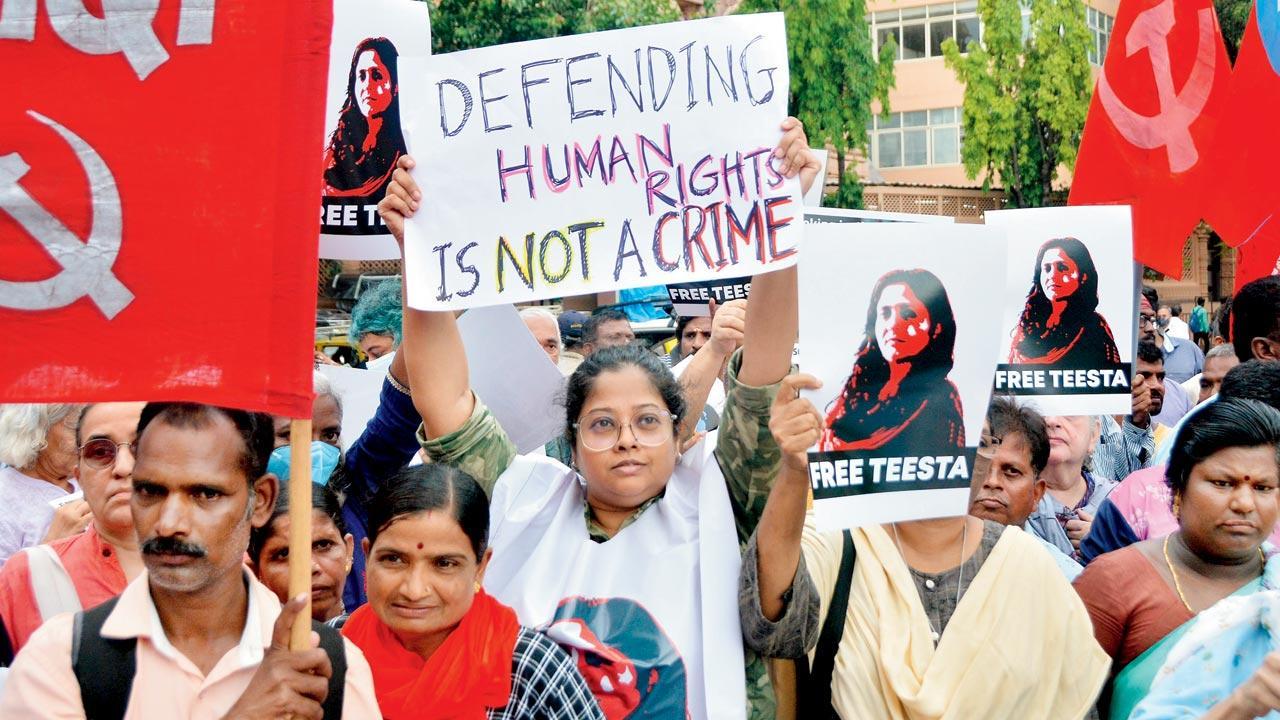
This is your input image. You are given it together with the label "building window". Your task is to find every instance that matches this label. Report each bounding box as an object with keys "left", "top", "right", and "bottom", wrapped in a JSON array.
[
  {"left": 872, "top": 107, "right": 963, "bottom": 168},
  {"left": 872, "top": 1, "right": 980, "bottom": 61},
  {"left": 1087, "top": 6, "right": 1114, "bottom": 65},
  {"left": 930, "top": 108, "right": 961, "bottom": 164}
]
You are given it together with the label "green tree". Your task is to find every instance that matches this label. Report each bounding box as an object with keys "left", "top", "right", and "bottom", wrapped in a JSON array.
[
  {"left": 1215, "top": 0, "right": 1250, "bottom": 61},
  {"left": 736, "top": 0, "right": 895, "bottom": 207},
  {"left": 575, "top": 0, "right": 680, "bottom": 32},
  {"left": 429, "top": 0, "right": 679, "bottom": 53},
  {"left": 430, "top": 0, "right": 574, "bottom": 53},
  {"left": 942, "top": 0, "right": 1092, "bottom": 208}
]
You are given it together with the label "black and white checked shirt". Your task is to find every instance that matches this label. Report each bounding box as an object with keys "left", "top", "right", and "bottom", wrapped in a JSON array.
[{"left": 489, "top": 627, "right": 605, "bottom": 720}]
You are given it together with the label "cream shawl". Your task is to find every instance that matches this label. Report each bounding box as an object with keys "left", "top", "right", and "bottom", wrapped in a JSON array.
[{"left": 817, "top": 524, "right": 1109, "bottom": 719}]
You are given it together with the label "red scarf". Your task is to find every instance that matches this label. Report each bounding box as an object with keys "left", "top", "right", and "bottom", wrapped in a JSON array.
[{"left": 342, "top": 590, "right": 521, "bottom": 720}]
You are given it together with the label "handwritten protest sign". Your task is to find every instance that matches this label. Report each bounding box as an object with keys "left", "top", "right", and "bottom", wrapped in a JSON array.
[
  {"left": 320, "top": 0, "right": 432, "bottom": 260},
  {"left": 986, "top": 206, "right": 1134, "bottom": 416},
  {"left": 799, "top": 223, "right": 1007, "bottom": 531},
  {"left": 666, "top": 208, "right": 951, "bottom": 317},
  {"left": 397, "top": 13, "right": 800, "bottom": 310}
]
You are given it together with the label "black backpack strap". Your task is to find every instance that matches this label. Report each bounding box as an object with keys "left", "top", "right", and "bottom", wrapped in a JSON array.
[
  {"left": 0, "top": 613, "right": 15, "bottom": 667},
  {"left": 797, "top": 529, "right": 856, "bottom": 720},
  {"left": 69, "top": 601, "right": 347, "bottom": 720},
  {"left": 72, "top": 597, "right": 136, "bottom": 720},
  {"left": 314, "top": 620, "right": 347, "bottom": 720}
]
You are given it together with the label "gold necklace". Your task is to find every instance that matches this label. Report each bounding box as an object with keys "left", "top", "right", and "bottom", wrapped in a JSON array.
[{"left": 1163, "top": 534, "right": 1266, "bottom": 613}]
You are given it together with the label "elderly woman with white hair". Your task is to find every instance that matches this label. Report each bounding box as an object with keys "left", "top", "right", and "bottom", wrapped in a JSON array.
[
  {"left": 0, "top": 404, "right": 89, "bottom": 563},
  {"left": 1025, "top": 414, "right": 1118, "bottom": 561}
]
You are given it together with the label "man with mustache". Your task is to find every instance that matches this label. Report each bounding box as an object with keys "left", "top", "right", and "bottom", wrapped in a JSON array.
[
  {"left": 968, "top": 396, "right": 1082, "bottom": 579},
  {"left": 0, "top": 403, "right": 380, "bottom": 718},
  {"left": 1132, "top": 341, "right": 1177, "bottom": 446},
  {"left": 0, "top": 402, "right": 145, "bottom": 663}
]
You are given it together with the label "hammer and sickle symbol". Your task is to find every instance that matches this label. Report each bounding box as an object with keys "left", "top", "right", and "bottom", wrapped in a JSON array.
[
  {"left": 0, "top": 110, "right": 134, "bottom": 319},
  {"left": 1096, "top": 0, "right": 1217, "bottom": 174}
]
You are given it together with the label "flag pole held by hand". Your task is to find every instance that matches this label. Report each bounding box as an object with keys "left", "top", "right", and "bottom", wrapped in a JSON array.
[{"left": 287, "top": 418, "right": 313, "bottom": 651}]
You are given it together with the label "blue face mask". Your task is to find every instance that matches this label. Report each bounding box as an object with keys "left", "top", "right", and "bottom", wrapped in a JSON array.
[{"left": 267, "top": 441, "right": 341, "bottom": 486}]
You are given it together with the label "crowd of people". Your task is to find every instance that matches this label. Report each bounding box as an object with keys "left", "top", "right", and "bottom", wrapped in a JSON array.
[{"left": 2, "top": 119, "right": 1280, "bottom": 720}]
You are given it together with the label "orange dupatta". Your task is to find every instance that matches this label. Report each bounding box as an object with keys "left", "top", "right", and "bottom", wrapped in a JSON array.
[{"left": 342, "top": 589, "right": 521, "bottom": 720}]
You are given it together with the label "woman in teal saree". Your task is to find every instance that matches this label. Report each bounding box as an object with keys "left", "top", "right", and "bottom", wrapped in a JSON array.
[{"left": 1074, "top": 399, "right": 1280, "bottom": 719}]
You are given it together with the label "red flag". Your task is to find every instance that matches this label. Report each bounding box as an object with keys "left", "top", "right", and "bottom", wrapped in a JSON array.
[
  {"left": 1234, "top": 241, "right": 1280, "bottom": 293},
  {"left": 1068, "top": 0, "right": 1230, "bottom": 278},
  {"left": 0, "top": 3, "right": 332, "bottom": 416},
  {"left": 1203, "top": 3, "right": 1280, "bottom": 291}
]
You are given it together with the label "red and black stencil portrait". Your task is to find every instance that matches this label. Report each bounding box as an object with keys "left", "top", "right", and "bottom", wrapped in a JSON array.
[
  {"left": 322, "top": 37, "right": 406, "bottom": 199},
  {"left": 820, "top": 269, "right": 965, "bottom": 455},
  {"left": 1008, "top": 237, "right": 1120, "bottom": 366}
]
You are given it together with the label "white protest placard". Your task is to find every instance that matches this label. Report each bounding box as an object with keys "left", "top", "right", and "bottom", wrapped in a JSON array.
[
  {"left": 319, "top": 0, "right": 432, "bottom": 260},
  {"left": 803, "top": 206, "right": 954, "bottom": 226},
  {"left": 398, "top": 13, "right": 801, "bottom": 310},
  {"left": 665, "top": 207, "right": 951, "bottom": 317},
  {"left": 458, "top": 304, "right": 567, "bottom": 453},
  {"left": 799, "top": 223, "right": 1007, "bottom": 531},
  {"left": 319, "top": 306, "right": 564, "bottom": 454},
  {"left": 803, "top": 148, "right": 828, "bottom": 207},
  {"left": 985, "top": 206, "right": 1134, "bottom": 416},
  {"left": 49, "top": 490, "right": 85, "bottom": 510},
  {"left": 317, "top": 363, "right": 385, "bottom": 451}
]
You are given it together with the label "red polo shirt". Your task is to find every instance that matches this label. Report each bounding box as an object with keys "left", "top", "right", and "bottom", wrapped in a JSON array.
[{"left": 0, "top": 524, "right": 127, "bottom": 654}]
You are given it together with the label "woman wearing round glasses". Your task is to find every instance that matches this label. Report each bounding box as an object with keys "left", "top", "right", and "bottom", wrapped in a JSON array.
[{"left": 379, "top": 120, "right": 818, "bottom": 719}]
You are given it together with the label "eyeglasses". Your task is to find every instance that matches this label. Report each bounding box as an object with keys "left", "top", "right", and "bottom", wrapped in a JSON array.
[
  {"left": 79, "top": 438, "right": 135, "bottom": 469},
  {"left": 1138, "top": 314, "right": 1155, "bottom": 327},
  {"left": 573, "top": 411, "right": 677, "bottom": 452}
]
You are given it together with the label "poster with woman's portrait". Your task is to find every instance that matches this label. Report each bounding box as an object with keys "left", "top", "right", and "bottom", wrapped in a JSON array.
[
  {"left": 319, "top": 0, "right": 431, "bottom": 260},
  {"left": 986, "top": 206, "right": 1134, "bottom": 416},
  {"left": 799, "top": 223, "right": 1008, "bottom": 531}
]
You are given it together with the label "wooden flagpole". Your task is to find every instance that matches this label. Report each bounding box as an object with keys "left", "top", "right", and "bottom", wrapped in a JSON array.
[{"left": 287, "top": 418, "right": 313, "bottom": 650}]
